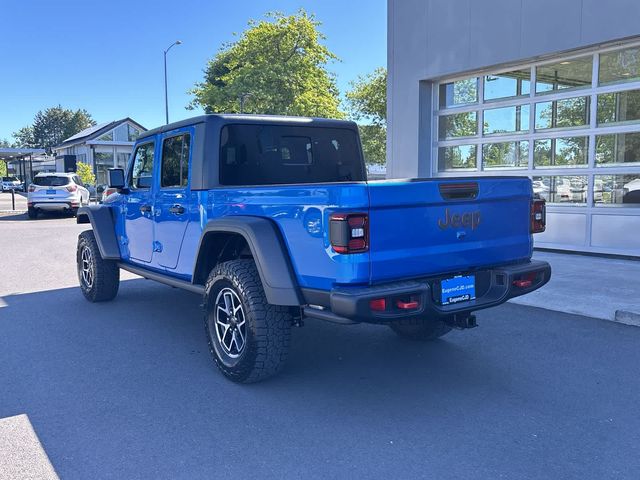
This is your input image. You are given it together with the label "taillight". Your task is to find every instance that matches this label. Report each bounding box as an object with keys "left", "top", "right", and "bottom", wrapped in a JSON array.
[
  {"left": 330, "top": 213, "right": 369, "bottom": 254},
  {"left": 28, "top": 185, "right": 36, "bottom": 192},
  {"left": 66, "top": 184, "right": 77, "bottom": 192},
  {"left": 531, "top": 199, "right": 546, "bottom": 233}
]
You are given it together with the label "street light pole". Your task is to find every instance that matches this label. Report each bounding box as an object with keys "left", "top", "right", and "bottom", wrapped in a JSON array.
[{"left": 164, "top": 40, "right": 182, "bottom": 125}]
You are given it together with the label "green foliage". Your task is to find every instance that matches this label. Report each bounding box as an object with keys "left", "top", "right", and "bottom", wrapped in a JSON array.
[
  {"left": 345, "top": 67, "right": 387, "bottom": 125},
  {"left": 1, "top": 139, "right": 12, "bottom": 176},
  {"left": 76, "top": 161, "right": 96, "bottom": 186},
  {"left": 358, "top": 124, "right": 386, "bottom": 165},
  {"left": 190, "top": 10, "right": 343, "bottom": 118},
  {"left": 346, "top": 68, "right": 387, "bottom": 165},
  {"left": 13, "top": 105, "right": 95, "bottom": 151}
]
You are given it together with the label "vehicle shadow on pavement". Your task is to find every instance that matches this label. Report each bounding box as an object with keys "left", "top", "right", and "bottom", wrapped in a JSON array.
[{"left": 2, "top": 279, "right": 640, "bottom": 479}]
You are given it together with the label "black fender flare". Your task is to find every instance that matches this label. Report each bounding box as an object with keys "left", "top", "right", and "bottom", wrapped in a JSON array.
[
  {"left": 194, "top": 216, "right": 303, "bottom": 306},
  {"left": 76, "top": 205, "right": 121, "bottom": 260}
]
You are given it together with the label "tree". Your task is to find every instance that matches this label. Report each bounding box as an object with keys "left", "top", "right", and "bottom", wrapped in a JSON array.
[
  {"left": 0, "top": 139, "right": 11, "bottom": 177},
  {"left": 13, "top": 106, "right": 95, "bottom": 152},
  {"left": 190, "top": 10, "right": 343, "bottom": 118},
  {"left": 76, "top": 161, "right": 96, "bottom": 186},
  {"left": 346, "top": 68, "right": 387, "bottom": 165}
]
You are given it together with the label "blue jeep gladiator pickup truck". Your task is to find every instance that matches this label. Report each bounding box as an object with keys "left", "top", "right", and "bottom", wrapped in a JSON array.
[{"left": 76, "top": 114, "right": 550, "bottom": 383}]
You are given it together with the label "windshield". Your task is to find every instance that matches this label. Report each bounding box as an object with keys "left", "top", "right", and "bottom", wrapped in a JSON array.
[
  {"left": 33, "top": 176, "right": 70, "bottom": 187},
  {"left": 2, "top": 177, "right": 19, "bottom": 182}
]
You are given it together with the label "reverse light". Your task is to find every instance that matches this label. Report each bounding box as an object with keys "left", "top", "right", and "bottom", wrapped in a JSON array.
[
  {"left": 531, "top": 198, "right": 546, "bottom": 233},
  {"left": 330, "top": 213, "right": 369, "bottom": 254}
]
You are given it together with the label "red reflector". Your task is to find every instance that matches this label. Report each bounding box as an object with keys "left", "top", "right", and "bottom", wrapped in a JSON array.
[
  {"left": 396, "top": 299, "right": 419, "bottom": 310},
  {"left": 513, "top": 279, "right": 533, "bottom": 288},
  {"left": 370, "top": 298, "right": 386, "bottom": 311},
  {"left": 348, "top": 238, "right": 366, "bottom": 250}
]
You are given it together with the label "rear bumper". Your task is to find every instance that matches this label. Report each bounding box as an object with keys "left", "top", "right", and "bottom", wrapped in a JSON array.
[
  {"left": 29, "top": 201, "right": 78, "bottom": 211},
  {"left": 302, "top": 260, "right": 551, "bottom": 324}
]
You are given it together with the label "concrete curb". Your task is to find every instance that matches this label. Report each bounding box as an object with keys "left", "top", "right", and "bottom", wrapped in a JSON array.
[{"left": 614, "top": 310, "right": 640, "bottom": 328}]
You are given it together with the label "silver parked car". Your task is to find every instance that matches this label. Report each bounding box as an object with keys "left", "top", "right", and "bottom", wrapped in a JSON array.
[
  {"left": 2, "top": 176, "right": 24, "bottom": 192},
  {"left": 27, "top": 173, "right": 90, "bottom": 219}
]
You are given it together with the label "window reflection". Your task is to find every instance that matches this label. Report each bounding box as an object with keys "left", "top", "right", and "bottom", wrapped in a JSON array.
[
  {"left": 534, "top": 137, "right": 588, "bottom": 168},
  {"left": 597, "top": 89, "right": 640, "bottom": 125},
  {"left": 536, "top": 56, "right": 592, "bottom": 93},
  {"left": 439, "top": 78, "right": 478, "bottom": 108},
  {"left": 532, "top": 175, "right": 588, "bottom": 204},
  {"left": 484, "top": 69, "right": 531, "bottom": 100},
  {"left": 438, "top": 111, "right": 477, "bottom": 139},
  {"left": 596, "top": 132, "right": 640, "bottom": 166},
  {"left": 438, "top": 145, "right": 477, "bottom": 171},
  {"left": 535, "top": 96, "right": 590, "bottom": 129},
  {"left": 483, "top": 105, "right": 529, "bottom": 135},
  {"left": 599, "top": 47, "right": 640, "bottom": 85},
  {"left": 594, "top": 174, "right": 640, "bottom": 205},
  {"left": 482, "top": 141, "right": 528, "bottom": 169}
]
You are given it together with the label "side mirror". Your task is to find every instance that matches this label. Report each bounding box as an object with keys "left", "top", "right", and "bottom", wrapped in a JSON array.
[{"left": 108, "top": 168, "right": 126, "bottom": 190}]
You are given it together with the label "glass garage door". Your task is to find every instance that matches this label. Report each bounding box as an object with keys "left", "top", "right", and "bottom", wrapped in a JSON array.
[{"left": 433, "top": 43, "right": 640, "bottom": 256}]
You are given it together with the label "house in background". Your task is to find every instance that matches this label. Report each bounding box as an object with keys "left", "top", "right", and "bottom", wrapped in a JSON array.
[{"left": 53, "top": 118, "right": 146, "bottom": 185}]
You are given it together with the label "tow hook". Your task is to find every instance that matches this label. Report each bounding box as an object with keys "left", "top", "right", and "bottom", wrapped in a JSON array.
[{"left": 445, "top": 313, "right": 477, "bottom": 329}]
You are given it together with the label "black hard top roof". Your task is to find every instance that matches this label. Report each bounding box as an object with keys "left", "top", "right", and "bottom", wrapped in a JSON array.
[{"left": 138, "top": 114, "right": 358, "bottom": 140}]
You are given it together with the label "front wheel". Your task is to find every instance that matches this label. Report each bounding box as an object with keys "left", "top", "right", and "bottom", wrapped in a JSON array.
[
  {"left": 77, "top": 230, "right": 120, "bottom": 302},
  {"left": 389, "top": 317, "right": 452, "bottom": 341},
  {"left": 204, "top": 259, "right": 292, "bottom": 383}
]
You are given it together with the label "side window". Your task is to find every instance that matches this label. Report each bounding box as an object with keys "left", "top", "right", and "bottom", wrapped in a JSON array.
[
  {"left": 129, "top": 142, "right": 155, "bottom": 189},
  {"left": 74, "top": 175, "right": 84, "bottom": 187},
  {"left": 161, "top": 133, "right": 191, "bottom": 188}
]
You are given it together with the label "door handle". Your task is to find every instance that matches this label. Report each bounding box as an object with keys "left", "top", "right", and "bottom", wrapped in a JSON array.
[
  {"left": 169, "top": 204, "right": 185, "bottom": 215},
  {"left": 139, "top": 204, "right": 152, "bottom": 213}
]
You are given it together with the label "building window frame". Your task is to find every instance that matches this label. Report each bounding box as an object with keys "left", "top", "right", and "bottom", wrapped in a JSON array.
[{"left": 432, "top": 41, "right": 640, "bottom": 215}]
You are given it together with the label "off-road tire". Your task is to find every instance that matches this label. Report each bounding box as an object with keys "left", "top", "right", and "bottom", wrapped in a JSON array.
[
  {"left": 204, "top": 259, "right": 292, "bottom": 383},
  {"left": 27, "top": 207, "right": 37, "bottom": 219},
  {"left": 77, "top": 230, "right": 120, "bottom": 302},
  {"left": 389, "top": 317, "right": 452, "bottom": 341}
]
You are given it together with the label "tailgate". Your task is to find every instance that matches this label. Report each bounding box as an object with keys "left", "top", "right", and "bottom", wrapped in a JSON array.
[{"left": 367, "top": 178, "right": 533, "bottom": 284}]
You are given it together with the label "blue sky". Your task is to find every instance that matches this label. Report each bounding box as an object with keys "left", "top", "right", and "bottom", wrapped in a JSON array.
[{"left": 0, "top": 0, "right": 386, "bottom": 142}]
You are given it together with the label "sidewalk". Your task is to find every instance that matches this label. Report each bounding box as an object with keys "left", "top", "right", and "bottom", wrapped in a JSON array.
[
  {"left": 0, "top": 191, "right": 27, "bottom": 214},
  {"left": 510, "top": 250, "right": 640, "bottom": 326}
]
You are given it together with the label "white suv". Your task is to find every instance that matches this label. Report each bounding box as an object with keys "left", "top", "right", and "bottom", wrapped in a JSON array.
[
  {"left": 27, "top": 173, "right": 90, "bottom": 219},
  {"left": 2, "top": 176, "right": 24, "bottom": 192}
]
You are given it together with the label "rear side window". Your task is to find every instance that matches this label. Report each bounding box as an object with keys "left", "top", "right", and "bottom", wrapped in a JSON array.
[
  {"left": 129, "top": 141, "right": 155, "bottom": 189},
  {"left": 219, "top": 125, "right": 364, "bottom": 185},
  {"left": 161, "top": 133, "right": 191, "bottom": 188},
  {"left": 34, "top": 176, "right": 70, "bottom": 186}
]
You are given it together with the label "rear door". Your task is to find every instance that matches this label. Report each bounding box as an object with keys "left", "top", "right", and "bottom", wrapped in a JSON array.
[
  {"left": 152, "top": 129, "right": 193, "bottom": 269},
  {"left": 367, "top": 178, "right": 533, "bottom": 284},
  {"left": 124, "top": 140, "right": 156, "bottom": 263}
]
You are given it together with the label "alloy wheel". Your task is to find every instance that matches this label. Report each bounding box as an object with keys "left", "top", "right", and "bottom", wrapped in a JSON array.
[
  {"left": 80, "top": 245, "right": 94, "bottom": 289},
  {"left": 214, "top": 287, "right": 247, "bottom": 358}
]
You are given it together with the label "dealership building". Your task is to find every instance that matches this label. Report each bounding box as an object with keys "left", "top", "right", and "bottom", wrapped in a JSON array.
[{"left": 387, "top": 0, "right": 640, "bottom": 256}]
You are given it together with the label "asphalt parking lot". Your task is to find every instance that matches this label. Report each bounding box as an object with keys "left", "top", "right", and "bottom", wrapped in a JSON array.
[{"left": 1, "top": 216, "right": 640, "bottom": 479}]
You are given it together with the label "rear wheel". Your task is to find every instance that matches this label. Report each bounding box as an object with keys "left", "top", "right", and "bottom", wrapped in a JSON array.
[
  {"left": 77, "top": 230, "right": 120, "bottom": 302},
  {"left": 389, "top": 317, "right": 452, "bottom": 341},
  {"left": 204, "top": 259, "right": 292, "bottom": 383},
  {"left": 27, "top": 207, "right": 37, "bottom": 219}
]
